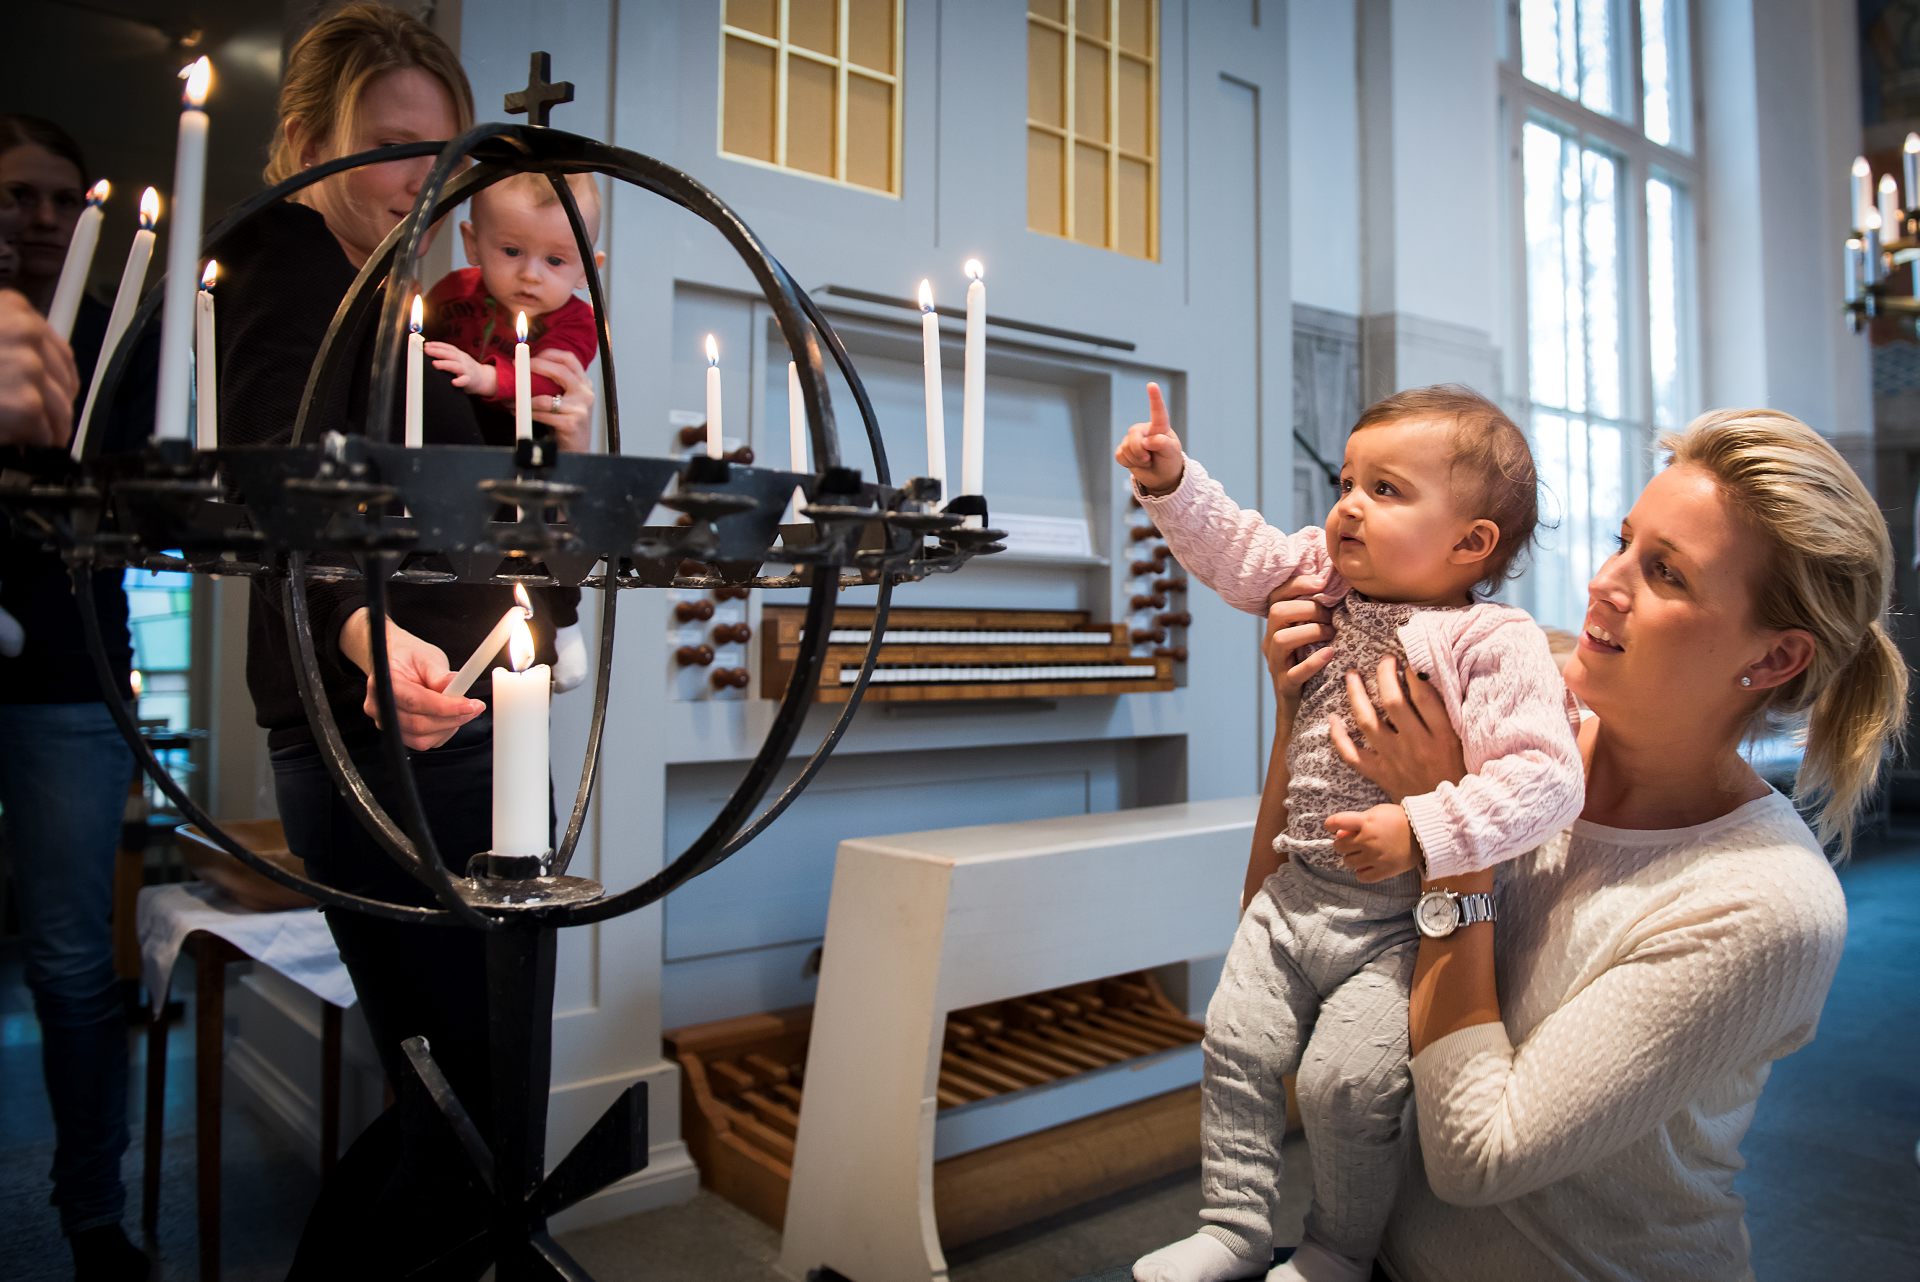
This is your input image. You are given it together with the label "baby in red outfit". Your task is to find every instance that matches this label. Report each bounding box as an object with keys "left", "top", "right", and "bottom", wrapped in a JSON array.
[{"left": 423, "top": 172, "right": 602, "bottom": 411}]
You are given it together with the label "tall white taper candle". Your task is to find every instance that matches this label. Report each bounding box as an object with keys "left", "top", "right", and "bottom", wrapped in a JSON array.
[
  {"left": 194, "top": 260, "right": 218, "bottom": 449},
  {"left": 960, "top": 259, "right": 985, "bottom": 504},
  {"left": 513, "top": 310, "right": 532, "bottom": 441},
  {"left": 1906, "top": 135, "right": 1920, "bottom": 220},
  {"left": 155, "top": 57, "right": 213, "bottom": 443},
  {"left": 447, "top": 585, "right": 534, "bottom": 698},
  {"left": 917, "top": 279, "right": 948, "bottom": 493},
  {"left": 786, "top": 359, "right": 809, "bottom": 524},
  {"left": 405, "top": 294, "right": 425, "bottom": 448},
  {"left": 705, "top": 334, "right": 723, "bottom": 459},
  {"left": 47, "top": 180, "right": 109, "bottom": 341},
  {"left": 72, "top": 188, "right": 159, "bottom": 458}
]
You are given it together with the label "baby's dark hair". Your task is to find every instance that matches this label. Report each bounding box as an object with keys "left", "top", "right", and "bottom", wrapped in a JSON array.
[{"left": 1350, "top": 383, "right": 1539, "bottom": 590}]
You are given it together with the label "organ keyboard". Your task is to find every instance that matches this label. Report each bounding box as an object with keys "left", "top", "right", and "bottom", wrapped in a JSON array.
[{"left": 760, "top": 606, "right": 1177, "bottom": 702}]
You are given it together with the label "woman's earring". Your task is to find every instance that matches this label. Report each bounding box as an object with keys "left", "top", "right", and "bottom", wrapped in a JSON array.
[{"left": 1740, "top": 675, "right": 1753, "bottom": 687}]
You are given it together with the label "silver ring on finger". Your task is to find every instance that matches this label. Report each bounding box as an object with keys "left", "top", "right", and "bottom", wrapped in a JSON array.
[{"left": 550, "top": 393, "right": 564, "bottom": 412}]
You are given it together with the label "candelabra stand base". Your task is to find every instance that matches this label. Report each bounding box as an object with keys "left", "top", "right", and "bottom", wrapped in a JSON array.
[{"left": 399, "top": 889, "right": 648, "bottom": 1281}]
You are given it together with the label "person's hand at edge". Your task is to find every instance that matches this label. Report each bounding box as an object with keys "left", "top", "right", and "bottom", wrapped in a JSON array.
[{"left": 0, "top": 290, "right": 78, "bottom": 447}]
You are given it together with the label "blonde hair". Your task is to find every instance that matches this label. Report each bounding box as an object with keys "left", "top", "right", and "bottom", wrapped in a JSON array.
[
  {"left": 1351, "top": 384, "right": 1539, "bottom": 590},
  {"left": 471, "top": 172, "right": 602, "bottom": 244},
  {"left": 266, "top": 3, "right": 475, "bottom": 186},
  {"left": 1662, "top": 409, "right": 1910, "bottom": 856}
]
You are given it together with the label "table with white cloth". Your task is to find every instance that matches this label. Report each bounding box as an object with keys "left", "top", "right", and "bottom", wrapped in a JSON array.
[{"left": 136, "top": 881, "right": 355, "bottom": 1282}]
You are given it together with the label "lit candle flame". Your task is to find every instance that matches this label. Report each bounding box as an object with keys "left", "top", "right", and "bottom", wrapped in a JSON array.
[
  {"left": 1866, "top": 208, "right": 1884, "bottom": 233},
  {"left": 1907, "top": 133, "right": 1919, "bottom": 155},
  {"left": 1848, "top": 235, "right": 1864, "bottom": 252},
  {"left": 200, "top": 260, "right": 218, "bottom": 290},
  {"left": 705, "top": 333, "right": 719, "bottom": 366},
  {"left": 506, "top": 613, "right": 535, "bottom": 673},
  {"left": 513, "top": 583, "right": 532, "bottom": 617},
  {"left": 410, "top": 293, "right": 424, "bottom": 333},
  {"left": 1854, "top": 156, "right": 1872, "bottom": 180},
  {"left": 964, "top": 258, "right": 984, "bottom": 282},
  {"left": 1882, "top": 174, "right": 1899, "bottom": 196},
  {"left": 129, "top": 669, "right": 144, "bottom": 698},
  {"left": 516, "top": 310, "right": 529, "bottom": 344},
  {"left": 180, "top": 56, "right": 213, "bottom": 108},
  {"left": 918, "top": 278, "right": 935, "bottom": 313},
  {"left": 138, "top": 187, "right": 161, "bottom": 229},
  {"left": 87, "top": 179, "right": 110, "bottom": 206}
]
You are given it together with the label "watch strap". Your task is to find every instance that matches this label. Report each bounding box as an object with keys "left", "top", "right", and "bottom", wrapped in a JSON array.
[{"left": 1455, "top": 891, "right": 1497, "bottom": 927}]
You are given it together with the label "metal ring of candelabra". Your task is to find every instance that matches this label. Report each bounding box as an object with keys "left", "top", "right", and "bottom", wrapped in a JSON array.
[{"left": 55, "top": 122, "right": 960, "bottom": 930}]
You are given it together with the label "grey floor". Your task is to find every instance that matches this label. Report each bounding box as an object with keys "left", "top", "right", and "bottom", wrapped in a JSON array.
[{"left": 2, "top": 835, "right": 1917, "bottom": 1281}]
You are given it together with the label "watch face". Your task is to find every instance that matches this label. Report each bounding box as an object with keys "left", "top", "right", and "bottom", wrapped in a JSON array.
[{"left": 1415, "top": 892, "right": 1457, "bottom": 937}]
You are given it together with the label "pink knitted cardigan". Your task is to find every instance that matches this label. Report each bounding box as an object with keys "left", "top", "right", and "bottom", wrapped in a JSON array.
[{"left": 1141, "top": 458, "right": 1584, "bottom": 880}]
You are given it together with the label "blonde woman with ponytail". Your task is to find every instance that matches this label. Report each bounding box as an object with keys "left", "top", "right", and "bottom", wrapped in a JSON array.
[{"left": 1254, "top": 408, "right": 1905, "bottom": 1281}]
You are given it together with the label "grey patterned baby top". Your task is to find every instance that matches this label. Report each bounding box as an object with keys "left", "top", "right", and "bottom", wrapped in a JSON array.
[{"left": 1280, "top": 594, "right": 1456, "bottom": 875}]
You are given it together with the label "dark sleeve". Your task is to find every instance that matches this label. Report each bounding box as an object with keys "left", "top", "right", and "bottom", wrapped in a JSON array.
[{"left": 542, "top": 587, "right": 581, "bottom": 629}]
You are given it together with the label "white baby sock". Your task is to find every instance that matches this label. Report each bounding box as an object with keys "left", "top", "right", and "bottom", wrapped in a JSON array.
[
  {"left": 1133, "top": 1232, "right": 1265, "bottom": 1282},
  {"left": 1265, "top": 1236, "right": 1371, "bottom": 1282}
]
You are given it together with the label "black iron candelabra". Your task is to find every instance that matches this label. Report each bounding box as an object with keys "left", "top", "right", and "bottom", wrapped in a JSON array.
[{"left": 0, "top": 54, "right": 1001, "bottom": 1279}]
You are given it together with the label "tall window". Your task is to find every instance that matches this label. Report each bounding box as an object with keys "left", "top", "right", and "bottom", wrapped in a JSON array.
[
  {"left": 720, "top": 0, "right": 903, "bottom": 195},
  {"left": 1508, "top": 0, "right": 1697, "bottom": 627},
  {"left": 1026, "top": 0, "right": 1158, "bottom": 259}
]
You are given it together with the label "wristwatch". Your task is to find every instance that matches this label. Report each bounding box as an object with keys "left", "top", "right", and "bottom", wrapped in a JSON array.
[{"left": 1413, "top": 888, "right": 1497, "bottom": 938}]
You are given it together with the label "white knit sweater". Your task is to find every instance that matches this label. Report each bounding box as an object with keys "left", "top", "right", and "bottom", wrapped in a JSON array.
[{"left": 1381, "top": 790, "right": 1846, "bottom": 1282}]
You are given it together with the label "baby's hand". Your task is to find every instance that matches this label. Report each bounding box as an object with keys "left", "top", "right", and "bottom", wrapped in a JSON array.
[
  {"left": 424, "top": 341, "right": 497, "bottom": 398},
  {"left": 1114, "top": 381, "right": 1185, "bottom": 496},
  {"left": 1325, "top": 803, "right": 1418, "bottom": 883}
]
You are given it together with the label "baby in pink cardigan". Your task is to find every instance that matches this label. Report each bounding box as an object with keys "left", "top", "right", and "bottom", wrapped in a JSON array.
[{"left": 1116, "top": 383, "right": 1584, "bottom": 1282}]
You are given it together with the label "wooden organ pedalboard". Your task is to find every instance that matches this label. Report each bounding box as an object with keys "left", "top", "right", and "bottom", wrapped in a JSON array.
[
  {"left": 759, "top": 606, "right": 1178, "bottom": 702},
  {"left": 666, "top": 972, "right": 1299, "bottom": 1248}
]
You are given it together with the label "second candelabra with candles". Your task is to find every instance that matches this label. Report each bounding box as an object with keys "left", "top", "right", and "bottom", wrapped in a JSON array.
[{"left": 1843, "top": 133, "right": 1920, "bottom": 326}]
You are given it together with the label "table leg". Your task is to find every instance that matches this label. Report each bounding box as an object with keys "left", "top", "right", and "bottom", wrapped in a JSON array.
[
  {"left": 142, "top": 1013, "right": 169, "bottom": 1238},
  {"left": 194, "top": 942, "right": 227, "bottom": 1282},
  {"left": 321, "top": 1003, "right": 342, "bottom": 1176}
]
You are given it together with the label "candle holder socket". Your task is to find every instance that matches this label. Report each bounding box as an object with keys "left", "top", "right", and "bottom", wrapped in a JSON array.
[{"left": 470, "top": 849, "right": 552, "bottom": 881}]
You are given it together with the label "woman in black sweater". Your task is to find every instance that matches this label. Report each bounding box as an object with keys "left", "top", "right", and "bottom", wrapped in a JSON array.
[{"left": 218, "top": 7, "right": 595, "bottom": 1273}]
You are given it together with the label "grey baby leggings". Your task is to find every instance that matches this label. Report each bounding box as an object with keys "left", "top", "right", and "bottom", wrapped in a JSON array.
[{"left": 1197, "top": 858, "right": 1418, "bottom": 1263}]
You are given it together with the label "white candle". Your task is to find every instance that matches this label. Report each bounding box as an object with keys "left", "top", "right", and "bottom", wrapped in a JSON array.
[
  {"left": 1879, "top": 175, "right": 1900, "bottom": 245},
  {"left": 491, "top": 614, "right": 551, "bottom": 859},
  {"left": 1906, "top": 135, "right": 1920, "bottom": 221},
  {"left": 72, "top": 187, "right": 159, "bottom": 458},
  {"left": 917, "top": 279, "right": 948, "bottom": 493},
  {"left": 704, "top": 334, "right": 723, "bottom": 459},
  {"left": 447, "top": 584, "right": 534, "bottom": 698},
  {"left": 786, "top": 359, "right": 809, "bottom": 524},
  {"left": 405, "top": 294, "right": 425, "bottom": 448},
  {"left": 1852, "top": 156, "right": 1874, "bottom": 233},
  {"left": 156, "top": 57, "right": 213, "bottom": 444},
  {"left": 960, "top": 258, "right": 986, "bottom": 502},
  {"left": 1865, "top": 210, "right": 1885, "bottom": 286},
  {"left": 194, "top": 260, "right": 217, "bottom": 449},
  {"left": 1846, "top": 236, "right": 1864, "bottom": 302},
  {"left": 47, "top": 180, "right": 109, "bottom": 341},
  {"left": 514, "top": 310, "right": 532, "bottom": 441}
]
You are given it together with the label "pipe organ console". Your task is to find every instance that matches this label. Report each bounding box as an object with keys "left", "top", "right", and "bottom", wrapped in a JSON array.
[{"left": 759, "top": 607, "right": 1177, "bottom": 702}]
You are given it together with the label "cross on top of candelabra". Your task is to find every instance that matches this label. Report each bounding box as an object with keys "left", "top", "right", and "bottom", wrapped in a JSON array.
[{"left": 504, "top": 51, "right": 575, "bottom": 126}]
